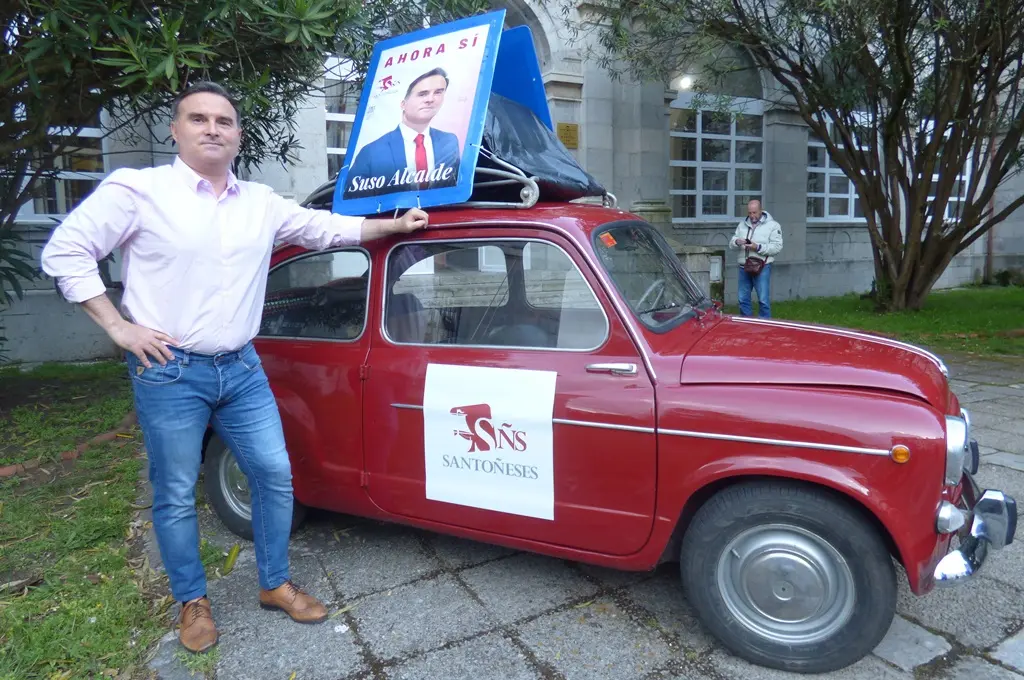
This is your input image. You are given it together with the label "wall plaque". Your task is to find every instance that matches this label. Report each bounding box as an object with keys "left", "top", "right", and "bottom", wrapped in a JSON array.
[{"left": 556, "top": 122, "right": 579, "bottom": 149}]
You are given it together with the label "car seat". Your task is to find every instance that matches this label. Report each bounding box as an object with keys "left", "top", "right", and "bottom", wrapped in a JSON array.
[{"left": 386, "top": 292, "right": 427, "bottom": 343}]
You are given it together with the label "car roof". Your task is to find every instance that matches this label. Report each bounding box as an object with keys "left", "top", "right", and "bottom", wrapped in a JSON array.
[
  {"left": 272, "top": 199, "right": 642, "bottom": 259},
  {"left": 379, "top": 202, "right": 638, "bottom": 236}
]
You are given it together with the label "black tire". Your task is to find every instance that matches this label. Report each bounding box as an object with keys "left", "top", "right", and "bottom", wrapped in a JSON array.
[
  {"left": 680, "top": 480, "right": 897, "bottom": 674},
  {"left": 202, "top": 434, "right": 307, "bottom": 541}
]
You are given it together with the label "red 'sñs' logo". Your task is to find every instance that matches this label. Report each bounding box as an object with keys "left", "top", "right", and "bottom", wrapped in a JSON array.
[
  {"left": 378, "top": 75, "right": 397, "bottom": 91},
  {"left": 450, "top": 404, "right": 527, "bottom": 453}
]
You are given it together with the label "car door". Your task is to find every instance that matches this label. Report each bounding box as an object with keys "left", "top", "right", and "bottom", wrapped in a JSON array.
[
  {"left": 254, "top": 246, "right": 372, "bottom": 505},
  {"left": 363, "top": 228, "right": 657, "bottom": 556}
]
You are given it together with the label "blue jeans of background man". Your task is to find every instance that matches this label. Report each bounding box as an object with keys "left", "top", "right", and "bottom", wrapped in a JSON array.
[
  {"left": 738, "top": 262, "right": 772, "bottom": 318},
  {"left": 128, "top": 342, "right": 293, "bottom": 603}
]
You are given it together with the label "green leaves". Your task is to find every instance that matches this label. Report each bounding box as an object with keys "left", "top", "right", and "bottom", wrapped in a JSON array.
[
  {"left": 0, "top": 228, "right": 38, "bottom": 307},
  {"left": 2, "top": 0, "right": 491, "bottom": 328}
]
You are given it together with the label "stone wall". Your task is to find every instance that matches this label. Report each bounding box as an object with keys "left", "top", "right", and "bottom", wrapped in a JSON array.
[
  {"left": 686, "top": 219, "right": 1006, "bottom": 304},
  {"left": 991, "top": 168, "right": 1024, "bottom": 276},
  {"left": 394, "top": 269, "right": 600, "bottom": 309},
  {"left": 2, "top": 224, "right": 122, "bottom": 365},
  {"left": 3, "top": 288, "right": 122, "bottom": 364}
]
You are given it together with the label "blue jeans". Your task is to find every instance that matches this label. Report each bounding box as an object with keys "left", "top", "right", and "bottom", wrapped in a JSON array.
[
  {"left": 128, "top": 342, "right": 293, "bottom": 603},
  {"left": 738, "top": 263, "right": 772, "bottom": 318}
]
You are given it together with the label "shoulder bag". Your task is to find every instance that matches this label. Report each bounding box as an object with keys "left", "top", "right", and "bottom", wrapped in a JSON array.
[{"left": 742, "top": 224, "right": 765, "bottom": 275}]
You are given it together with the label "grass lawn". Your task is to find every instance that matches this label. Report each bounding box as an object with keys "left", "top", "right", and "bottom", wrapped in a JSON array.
[
  {"left": 0, "top": 362, "right": 135, "bottom": 468},
  {"left": 0, "top": 362, "right": 224, "bottom": 680},
  {"left": 728, "top": 285, "right": 1024, "bottom": 357}
]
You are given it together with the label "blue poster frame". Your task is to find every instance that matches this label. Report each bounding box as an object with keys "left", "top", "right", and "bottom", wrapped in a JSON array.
[{"left": 332, "top": 10, "right": 507, "bottom": 217}]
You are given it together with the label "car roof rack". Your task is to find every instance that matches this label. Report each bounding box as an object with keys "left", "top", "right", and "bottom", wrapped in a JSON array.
[{"left": 302, "top": 92, "right": 616, "bottom": 214}]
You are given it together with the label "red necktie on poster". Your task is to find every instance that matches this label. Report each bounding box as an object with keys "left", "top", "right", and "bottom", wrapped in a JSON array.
[{"left": 414, "top": 134, "right": 428, "bottom": 188}]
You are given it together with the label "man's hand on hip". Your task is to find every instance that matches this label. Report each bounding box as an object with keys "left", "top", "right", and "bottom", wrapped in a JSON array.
[
  {"left": 109, "top": 320, "right": 177, "bottom": 368},
  {"left": 79, "top": 293, "right": 177, "bottom": 368}
]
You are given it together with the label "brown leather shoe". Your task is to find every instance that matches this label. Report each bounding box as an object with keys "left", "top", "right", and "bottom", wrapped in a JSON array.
[
  {"left": 178, "top": 596, "right": 218, "bottom": 653},
  {"left": 259, "top": 580, "right": 328, "bottom": 624}
]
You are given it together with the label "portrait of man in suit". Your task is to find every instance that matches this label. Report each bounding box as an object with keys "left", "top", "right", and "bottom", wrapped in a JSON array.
[{"left": 343, "top": 67, "right": 462, "bottom": 200}]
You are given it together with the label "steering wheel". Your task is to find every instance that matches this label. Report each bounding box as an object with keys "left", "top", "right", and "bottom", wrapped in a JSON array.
[
  {"left": 636, "top": 279, "right": 665, "bottom": 313},
  {"left": 484, "top": 323, "right": 552, "bottom": 348}
]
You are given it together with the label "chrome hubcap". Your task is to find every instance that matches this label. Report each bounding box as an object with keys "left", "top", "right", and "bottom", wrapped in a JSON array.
[
  {"left": 217, "top": 452, "right": 251, "bottom": 521},
  {"left": 717, "top": 523, "right": 856, "bottom": 645}
]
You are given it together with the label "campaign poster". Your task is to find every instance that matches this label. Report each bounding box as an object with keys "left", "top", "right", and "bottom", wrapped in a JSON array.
[
  {"left": 333, "top": 10, "right": 506, "bottom": 215},
  {"left": 422, "top": 363, "right": 557, "bottom": 521}
]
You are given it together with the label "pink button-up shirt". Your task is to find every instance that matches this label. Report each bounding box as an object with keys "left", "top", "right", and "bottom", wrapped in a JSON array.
[{"left": 41, "top": 157, "right": 364, "bottom": 354}]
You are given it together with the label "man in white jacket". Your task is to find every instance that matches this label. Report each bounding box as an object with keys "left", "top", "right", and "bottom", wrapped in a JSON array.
[{"left": 729, "top": 199, "right": 783, "bottom": 318}]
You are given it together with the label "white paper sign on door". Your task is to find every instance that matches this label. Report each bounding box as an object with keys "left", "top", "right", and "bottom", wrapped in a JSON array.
[{"left": 423, "top": 363, "right": 557, "bottom": 520}]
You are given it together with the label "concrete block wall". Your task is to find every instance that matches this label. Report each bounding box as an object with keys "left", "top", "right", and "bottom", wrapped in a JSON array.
[
  {"left": 3, "top": 288, "right": 122, "bottom": 364},
  {"left": 991, "top": 167, "right": 1024, "bottom": 274},
  {"left": 394, "top": 269, "right": 598, "bottom": 308},
  {"left": 806, "top": 224, "right": 873, "bottom": 261},
  {"left": 684, "top": 220, "right": 1002, "bottom": 306},
  {"left": 2, "top": 224, "right": 122, "bottom": 365}
]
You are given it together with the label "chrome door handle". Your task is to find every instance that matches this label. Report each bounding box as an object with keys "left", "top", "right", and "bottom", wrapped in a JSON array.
[{"left": 586, "top": 362, "right": 637, "bottom": 376}]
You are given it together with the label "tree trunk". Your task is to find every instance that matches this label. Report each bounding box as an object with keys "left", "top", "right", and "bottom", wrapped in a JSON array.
[
  {"left": 873, "top": 253, "right": 944, "bottom": 312},
  {"left": 906, "top": 286, "right": 930, "bottom": 311},
  {"left": 884, "top": 274, "right": 912, "bottom": 311}
]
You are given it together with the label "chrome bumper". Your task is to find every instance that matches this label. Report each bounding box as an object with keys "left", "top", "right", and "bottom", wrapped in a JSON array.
[{"left": 933, "top": 468, "right": 1018, "bottom": 586}]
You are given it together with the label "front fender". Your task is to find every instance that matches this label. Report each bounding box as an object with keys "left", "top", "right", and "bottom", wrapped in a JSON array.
[
  {"left": 664, "top": 455, "right": 948, "bottom": 593},
  {"left": 654, "top": 383, "right": 949, "bottom": 593}
]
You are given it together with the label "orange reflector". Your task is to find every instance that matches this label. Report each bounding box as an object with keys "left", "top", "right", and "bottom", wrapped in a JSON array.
[{"left": 890, "top": 445, "right": 911, "bottom": 463}]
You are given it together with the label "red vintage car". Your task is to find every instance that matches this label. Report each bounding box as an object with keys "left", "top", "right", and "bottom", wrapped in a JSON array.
[
  {"left": 201, "top": 105, "right": 1015, "bottom": 673},
  {"left": 201, "top": 195, "right": 1016, "bottom": 673}
]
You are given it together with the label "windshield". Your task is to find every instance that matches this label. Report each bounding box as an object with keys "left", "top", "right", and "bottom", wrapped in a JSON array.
[{"left": 592, "top": 220, "right": 707, "bottom": 331}]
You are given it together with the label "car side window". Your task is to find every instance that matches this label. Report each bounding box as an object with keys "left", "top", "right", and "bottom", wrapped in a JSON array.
[
  {"left": 522, "top": 242, "right": 608, "bottom": 349},
  {"left": 384, "top": 240, "right": 608, "bottom": 350},
  {"left": 260, "top": 249, "right": 370, "bottom": 340}
]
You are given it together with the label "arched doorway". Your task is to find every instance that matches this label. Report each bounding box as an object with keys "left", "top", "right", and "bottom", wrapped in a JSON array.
[{"left": 489, "top": 0, "right": 552, "bottom": 72}]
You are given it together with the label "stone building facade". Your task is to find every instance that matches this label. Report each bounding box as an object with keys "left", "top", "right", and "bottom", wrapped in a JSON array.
[
  {"left": 6, "top": 0, "right": 1024, "bottom": 363},
  {"left": 499, "top": 0, "right": 1024, "bottom": 303}
]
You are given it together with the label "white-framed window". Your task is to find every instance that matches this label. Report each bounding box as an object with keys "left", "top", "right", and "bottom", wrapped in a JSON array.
[
  {"left": 22, "top": 118, "right": 107, "bottom": 219},
  {"left": 807, "top": 116, "right": 971, "bottom": 223},
  {"left": 920, "top": 119, "right": 971, "bottom": 223},
  {"left": 668, "top": 95, "right": 764, "bottom": 223},
  {"left": 806, "top": 122, "right": 867, "bottom": 221},
  {"left": 324, "top": 59, "right": 361, "bottom": 179}
]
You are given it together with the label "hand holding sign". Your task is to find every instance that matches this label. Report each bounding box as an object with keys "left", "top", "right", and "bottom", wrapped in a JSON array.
[
  {"left": 360, "top": 208, "right": 429, "bottom": 242},
  {"left": 395, "top": 208, "right": 429, "bottom": 233}
]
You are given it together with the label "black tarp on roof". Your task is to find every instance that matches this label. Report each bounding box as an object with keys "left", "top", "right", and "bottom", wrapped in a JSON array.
[{"left": 472, "top": 92, "right": 607, "bottom": 204}]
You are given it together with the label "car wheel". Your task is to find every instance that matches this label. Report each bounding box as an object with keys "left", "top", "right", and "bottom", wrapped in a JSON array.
[
  {"left": 680, "top": 480, "right": 897, "bottom": 674},
  {"left": 203, "top": 434, "right": 307, "bottom": 541}
]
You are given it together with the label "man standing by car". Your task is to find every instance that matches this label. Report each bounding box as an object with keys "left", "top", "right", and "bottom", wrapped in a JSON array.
[
  {"left": 729, "top": 199, "right": 783, "bottom": 318},
  {"left": 39, "top": 81, "right": 428, "bottom": 654}
]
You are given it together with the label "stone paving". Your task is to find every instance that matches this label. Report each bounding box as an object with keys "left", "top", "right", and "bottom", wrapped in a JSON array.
[{"left": 147, "top": 354, "right": 1024, "bottom": 680}]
